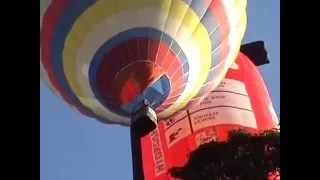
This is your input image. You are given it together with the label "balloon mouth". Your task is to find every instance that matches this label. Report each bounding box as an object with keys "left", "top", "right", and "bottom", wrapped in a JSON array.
[
  {"left": 113, "top": 60, "right": 165, "bottom": 102},
  {"left": 98, "top": 60, "right": 171, "bottom": 115},
  {"left": 114, "top": 60, "right": 165, "bottom": 89}
]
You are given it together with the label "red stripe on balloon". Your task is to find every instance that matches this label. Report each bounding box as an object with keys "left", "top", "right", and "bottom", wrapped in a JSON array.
[
  {"left": 154, "top": 42, "right": 184, "bottom": 111},
  {"left": 147, "top": 38, "right": 160, "bottom": 62}
]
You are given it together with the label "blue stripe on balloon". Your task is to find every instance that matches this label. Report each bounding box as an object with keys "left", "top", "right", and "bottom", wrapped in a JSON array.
[
  {"left": 189, "top": 0, "right": 207, "bottom": 17},
  {"left": 121, "top": 74, "right": 171, "bottom": 114},
  {"left": 89, "top": 28, "right": 189, "bottom": 113}
]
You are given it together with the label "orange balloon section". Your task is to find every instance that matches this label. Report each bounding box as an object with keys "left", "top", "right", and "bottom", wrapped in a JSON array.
[{"left": 140, "top": 52, "right": 279, "bottom": 180}]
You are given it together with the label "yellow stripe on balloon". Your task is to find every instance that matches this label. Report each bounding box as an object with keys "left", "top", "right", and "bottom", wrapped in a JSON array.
[{"left": 63, "top": 0, "right": 211, "bottom": 118}]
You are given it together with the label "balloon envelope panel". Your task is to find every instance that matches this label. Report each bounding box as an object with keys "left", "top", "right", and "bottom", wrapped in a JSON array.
[{"left": 40, "top": 0, "right": 247, "bottom": 125}]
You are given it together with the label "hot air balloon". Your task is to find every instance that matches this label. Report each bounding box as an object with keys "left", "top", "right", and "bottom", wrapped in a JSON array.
[
  {"left": 140, "top": 47, "right": 279, "bottom": 180},
  {"left": 40, "top": 0, "right": 247, "bottom": 126}
]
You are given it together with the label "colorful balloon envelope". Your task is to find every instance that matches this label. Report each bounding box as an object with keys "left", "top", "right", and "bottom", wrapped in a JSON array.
[{"left": 40, "top": 0, "right": 248, "bottom": 125}]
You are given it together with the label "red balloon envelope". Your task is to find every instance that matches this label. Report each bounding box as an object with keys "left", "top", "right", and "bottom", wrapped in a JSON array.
[{"left": 139, "top": 52, "right": 279, "bottom": 180}]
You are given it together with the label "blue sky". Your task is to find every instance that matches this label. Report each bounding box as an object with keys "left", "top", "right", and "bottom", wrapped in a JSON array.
[{"left": 40, "top": 1, "right": 279, "bottom": 180}]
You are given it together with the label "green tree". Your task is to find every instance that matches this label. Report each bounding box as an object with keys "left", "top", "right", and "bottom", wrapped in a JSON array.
[{"left": 169, "top": 128, "right": 280, "bottom": 180}]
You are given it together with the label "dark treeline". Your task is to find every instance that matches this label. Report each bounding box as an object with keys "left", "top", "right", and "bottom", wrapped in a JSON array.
[{"left": 169, "top": 128, "right": 280, "bottom": 180}]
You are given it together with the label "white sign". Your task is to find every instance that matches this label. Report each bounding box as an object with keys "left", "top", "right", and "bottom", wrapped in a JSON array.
[
  {"left": 164, "top": 78, "right": 257, "bottom": 148},
  {"left": 190, "top": 79, "right": 257, "bottom": 132}
]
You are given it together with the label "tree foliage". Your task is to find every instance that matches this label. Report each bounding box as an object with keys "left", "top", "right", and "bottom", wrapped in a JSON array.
[{"left": 169, "top": 128, "right": 280, "bottom": 180}]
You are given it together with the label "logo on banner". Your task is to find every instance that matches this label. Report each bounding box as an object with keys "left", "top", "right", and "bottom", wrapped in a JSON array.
[
  {"left": 195, "top": 129, "right": 218, "bottom": 146},
  {"left": 168, "top": 128, "right": 183, "bottom": 144}
]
